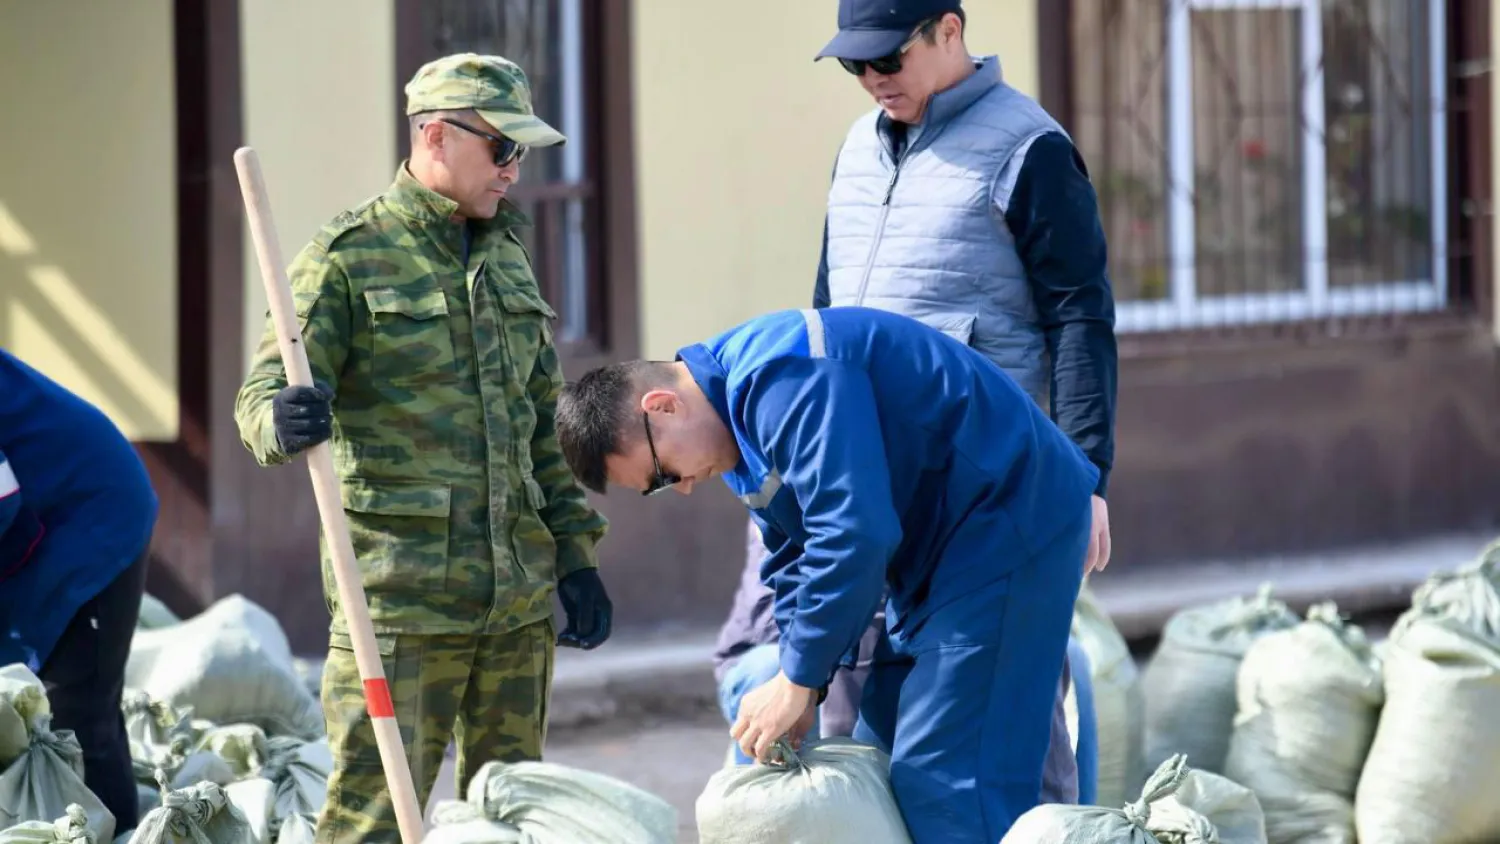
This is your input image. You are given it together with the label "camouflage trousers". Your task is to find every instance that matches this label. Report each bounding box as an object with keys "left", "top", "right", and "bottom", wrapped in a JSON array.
[{"left": 314, "top": 617, "right": 555, "bottom": 844}]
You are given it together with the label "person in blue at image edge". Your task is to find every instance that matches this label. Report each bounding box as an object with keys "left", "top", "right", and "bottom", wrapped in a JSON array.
[
  {"left": 554, "top": 306, "right": 1100, "bottom": 843},
  {"left": 0, "top": 348, "right": 160, "bottom": 834}
]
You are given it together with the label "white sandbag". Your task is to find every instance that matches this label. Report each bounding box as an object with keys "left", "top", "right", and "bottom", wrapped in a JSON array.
[
  {"left": 272, "top": 815, "right": 315, "bottom": 844},
  {"left": 427, "top": 757, "right": 675, "bottom": 844},
  {"left": 1070, "top": 585, "right": 1146, "bottom": 806},
  {"left": 122, "top": 692, "right": 234, "bottom": 795},
  {"left": 0, "top": 805, "right": 97, "bottom": 844},
  {"left": 135, "top": 596, "right": 180, "bottom": 631},
  {"left": 225, "top": 737, "right": 331, "bottom": 844},
  {"left": 124, "top": 595, "right": 323, "bottom": 740},
  {"left": 0, "top": 666, "right": 115, "bottom": 843},
  {"left": 132, "top": 778, "right": 255, "bottom": 844},
  {"left": 421, "top": 802, "right": 522, "bottom": 844},
  {"left": 1354, "top": 547, "right": 1500, "bottom": 844},
  {"left": 1223, "top": 602, "right": 1382, "bottom": 844},
  {"left": 1003, "top": 754, "right": 1266, "bottom": 844},
  {"left": 1149, "top": 766, "right": 1267, "bottom": 844},
  {"left": 697, "top": 738, "right": 910, "bottom": 844},
  {"left": 1142, "top": 585, "right": 1298, "bottom": 775}
]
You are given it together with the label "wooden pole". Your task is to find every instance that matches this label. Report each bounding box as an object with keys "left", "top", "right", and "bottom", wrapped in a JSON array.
[{"left": 232, "top": 146, "right": 426, "bottom": 844}]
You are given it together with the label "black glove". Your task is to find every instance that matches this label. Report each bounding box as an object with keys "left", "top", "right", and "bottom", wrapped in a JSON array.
[
  {"left": 273, "top": 381, "right": 334, "bottom": 456},
  {"left": 556, "top": 568, "right": 613, "bottom": 650}
]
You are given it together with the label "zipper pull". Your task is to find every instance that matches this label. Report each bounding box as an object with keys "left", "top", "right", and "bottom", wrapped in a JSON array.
[{"left": 883, "top": 168, "right": 900, "bottom": 205}]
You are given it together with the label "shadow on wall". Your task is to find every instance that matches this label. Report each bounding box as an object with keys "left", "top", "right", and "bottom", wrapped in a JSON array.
[{"left": 0, "top": 198, "right": 178, "bottom": 440}]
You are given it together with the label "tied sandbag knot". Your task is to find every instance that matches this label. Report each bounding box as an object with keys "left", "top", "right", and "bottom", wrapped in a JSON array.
[
  {"left": 761, "top": 739, "right": 806, "bottom": 772},
  {"left": 1125, "top": 754, "right": 1191, "bottom": 828},
  {"left": 54, "top": 803, "right": 97, "bottom": 844},
  {"left": 1206, "top": 584, "right": 1298, "bottom": 641},
  {"left": 156, "top": 777, "right": 231, "bottom": 842}
]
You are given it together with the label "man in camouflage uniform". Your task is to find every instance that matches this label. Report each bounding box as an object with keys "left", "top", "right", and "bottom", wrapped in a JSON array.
[{"left": 234, "top": 53, "right": 611, "bottom": 844}]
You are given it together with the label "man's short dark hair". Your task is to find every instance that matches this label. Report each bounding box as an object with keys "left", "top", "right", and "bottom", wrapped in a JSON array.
[{"left": 556, "top": 360, "right": 675, "bottom": 494}]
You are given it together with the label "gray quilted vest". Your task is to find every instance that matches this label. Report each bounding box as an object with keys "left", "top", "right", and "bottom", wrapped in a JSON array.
[{"left": 824, "top": 55, "right": 1065, "bottom": 404}]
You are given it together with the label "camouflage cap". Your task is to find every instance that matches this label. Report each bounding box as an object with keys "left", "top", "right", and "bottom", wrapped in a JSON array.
[{"left": 404, "top": 52, "right": 566, "bottom": 148}]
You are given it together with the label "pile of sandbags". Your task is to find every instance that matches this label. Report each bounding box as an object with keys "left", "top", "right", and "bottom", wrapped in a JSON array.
[
  {"left": 1066, "top": 585, "right": 1146, "bottom": 807},
  {"left": 0, "top": 804, "right": 99, "bottom": 844},
  {"left": 125, "top": 596, "right": 323, "bottom": 741},
  {"left": 1354, "top": 546, "right": 1500, "bottom": 843},
  {"left": 0, "top": 666, "right": 115, "bottom": 843},
  {"left": 696, "top": 738, "right": 911, "bottom": 844},
  {"left": 1142, "top": 585, "right": 1299, "bottom": 776},
  {"left": 1003, "top": 754, "right": 1267, "bottom": 843},
  {"left": 1223, "top": 602, "right": 1382, "bottom": 844},
  {"left": 424, "top": 757, "right": 677, "bottom": 844}
]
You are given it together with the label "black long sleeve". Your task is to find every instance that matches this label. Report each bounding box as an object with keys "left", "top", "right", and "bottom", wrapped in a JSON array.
[{"left": 1003, "top": 132, "right": 1118, "bottom": 496}]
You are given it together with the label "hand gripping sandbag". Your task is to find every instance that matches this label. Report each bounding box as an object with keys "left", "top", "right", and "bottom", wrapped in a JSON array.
[
  {"left": 423, "top": 757, "right": 676, "bottom": 844},
  {"left": 1142, "top": 585, "right": 1298, "bottom": 775},
  {"left": 132, "top": 775, "right": 255, "bottom": 844},
  {"left": 225, "top": 737, "right": 332, "bottom": 844},
  {"left": 124, "top": 595, "right": 321, "bottom": 740},
  {"left": 1223, "top": 602, "right": 1382, "bottom": 844},
  {"left": 0, "top": 805, "right": 98, "bottom": 844},
  {"left": 1354, "top": 544, "right": 1500, "bottom": 844},
  {"left": 696, "top": 738, "right": 911, "bottom": 844},
  {"left": 0, "top": 666, "right": 115, "bottom": 843},
  {"left": 1069, "top": 585, "right": 1147, "bottom": 806}
]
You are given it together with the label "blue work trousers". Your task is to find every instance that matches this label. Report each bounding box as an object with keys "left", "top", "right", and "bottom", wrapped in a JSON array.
[{"left": 852, "top": 509, "right": 1090, "bottom": 843}]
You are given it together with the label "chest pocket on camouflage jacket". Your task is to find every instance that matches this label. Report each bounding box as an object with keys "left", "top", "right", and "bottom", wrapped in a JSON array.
[{"left": 363, "top": 284, "right": 457, "bottom": 384}]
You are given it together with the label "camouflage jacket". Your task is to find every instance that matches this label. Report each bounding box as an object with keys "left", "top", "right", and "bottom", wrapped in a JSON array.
[{"left": 234, "top": 164, "right": 609, "bottom": 638}]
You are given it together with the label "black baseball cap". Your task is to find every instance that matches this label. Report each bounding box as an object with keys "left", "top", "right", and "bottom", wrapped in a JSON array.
[{"left": 815, "top": 0, "right": 963, "bottom": 62}]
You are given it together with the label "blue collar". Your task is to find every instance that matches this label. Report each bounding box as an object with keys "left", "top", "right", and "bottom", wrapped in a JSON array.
[{"left": 675, "top": 343, "right": 757, "bottom": 490}]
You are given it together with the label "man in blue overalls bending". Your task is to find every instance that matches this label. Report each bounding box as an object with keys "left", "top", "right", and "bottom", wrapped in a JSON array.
[{"left": 555, "top": 306, "right": 1097, "bottom": 841}]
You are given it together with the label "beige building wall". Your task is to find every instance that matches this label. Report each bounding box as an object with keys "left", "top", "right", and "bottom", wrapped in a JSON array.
[
  {"left": 631, "top": 1, "right": 1040, "bottom": 359},
  {"left": 0, "top": 1, "right": 178, "bottom": 440},
  {"left": 239, "top": 0, "right": 397, "bottom": 369}
]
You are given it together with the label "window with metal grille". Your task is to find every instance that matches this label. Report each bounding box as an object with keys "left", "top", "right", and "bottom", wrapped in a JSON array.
[
  {"left": 1070, "top": 0, "right": 1453, "bottom": 333},
  {"left": 398, "top": 0, "right": 606, "bottom": 347}
]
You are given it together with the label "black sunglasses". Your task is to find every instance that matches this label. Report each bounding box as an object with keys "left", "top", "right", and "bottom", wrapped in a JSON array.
[
  {"left": 435, "top": 118, "right": 529, "bottom": 167},
  {"left": 641, "top": 412, "right": 681, "bottom": 497},
  {"left": 839, "top": 18, "right": 939, "bottom": 77}
]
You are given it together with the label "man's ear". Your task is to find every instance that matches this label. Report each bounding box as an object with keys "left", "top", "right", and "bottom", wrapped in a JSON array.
[
  {"left": 421, "top": 121, "right": 447, "bottom": 159},
  {"left": 639, "top": 389, "right": 680, "bottom": 415}
]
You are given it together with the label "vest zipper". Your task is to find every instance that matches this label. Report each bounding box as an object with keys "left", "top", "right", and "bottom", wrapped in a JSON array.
[{"left": 854, "top": 161, "right": 903, "bottom": 306}]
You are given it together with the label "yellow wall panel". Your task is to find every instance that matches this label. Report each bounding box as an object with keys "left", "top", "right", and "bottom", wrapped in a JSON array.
[{"left": 0, "top": 0, "right": 178, "bottom": 439}]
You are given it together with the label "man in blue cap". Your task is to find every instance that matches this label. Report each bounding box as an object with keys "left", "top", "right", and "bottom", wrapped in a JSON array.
[
  {"left": 800, "top": 0, "right": 1121, "bottom": 807},
  {"left": 553, "top": 306, "right": 1097, "bottom": 842}
]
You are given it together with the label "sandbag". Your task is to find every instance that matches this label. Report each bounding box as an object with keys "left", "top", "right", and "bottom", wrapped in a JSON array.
[
  {"left": 0, "top": 805, "right": 97, "bottom": 844},
  {"left": 271, "top": 815, "right": 315, "bottom": 844},
  {"left": 136, "top": 596, "right": 181, "bottom": 631},
  {"left": 1142, "top": 585, "right": 1298, "bottom": 775},
  {"left": 1003, "top": 754, "right": 1266, "bottom": 844},
  {"left": 122, "top": 692, "right": 234, "bottom": 796},
  {"left": 697, "top": 738, "right": 910, "bottom": 844},
  {"left": 1354, "top": 546, "right": 1500, "bottom": 844},
  {"left": 132, "top": 777, "right": 255, "bottom": 844},
  {"left": 225, "top": 737, "right": 331, "bottom": 844},
  {"left": 1068, "top": 585, "right": 1146, "bottom": 806},
  {"left": 125, "top": 595, "right": 322, "bottom": 740},
  {"left": 0, "top": 666, "right": 115, "bottom": 843},
  {"left": 1223, "top": 602, "right": 1382, "bottom": 844},
  {"left": 425, "top": 756, "right": 676, "bottom": 844}
]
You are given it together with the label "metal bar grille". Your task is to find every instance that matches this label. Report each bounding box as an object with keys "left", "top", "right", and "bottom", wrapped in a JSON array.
[{"left": 1070, "top": 0, "right": 1465, "bottom": 333}]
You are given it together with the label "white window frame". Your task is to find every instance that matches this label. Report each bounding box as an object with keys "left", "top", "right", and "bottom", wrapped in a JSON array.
[{"left": 1117, "top": 0, "right": 1448, "bottom": 332}]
